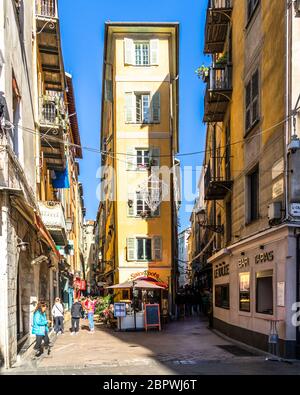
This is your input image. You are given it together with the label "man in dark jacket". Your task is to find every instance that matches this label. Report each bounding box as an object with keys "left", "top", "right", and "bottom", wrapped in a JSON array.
[{"left": 71, "top": 299, "right": 83, "bottom": 335}]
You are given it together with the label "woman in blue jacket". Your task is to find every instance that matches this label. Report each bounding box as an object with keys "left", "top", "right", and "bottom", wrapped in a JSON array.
[{"left": 32, "top": 302, "right": 50, "bottom": 357}]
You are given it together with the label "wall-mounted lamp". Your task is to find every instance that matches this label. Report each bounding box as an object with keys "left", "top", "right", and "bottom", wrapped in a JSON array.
[{"left": 17, "top": 237, "right": 29, "bottom": 252}]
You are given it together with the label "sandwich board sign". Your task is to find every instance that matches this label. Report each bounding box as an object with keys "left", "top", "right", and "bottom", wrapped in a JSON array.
[
  {"left": 144, "top": 304, "right": 161, "bottom": 331},
  {"left": 114, "top": 303, "right": 126, "bottom": 318}
]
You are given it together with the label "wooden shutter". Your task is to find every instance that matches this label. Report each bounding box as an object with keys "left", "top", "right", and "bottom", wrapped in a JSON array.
[
  {"left": 104, "top": 80, "right": 113, "bottom": 102},
  {"left": 150, "top": 147, "right": 160, "bottom": 168},
  {"left": 127, "top": 191, "right": 136, "bottom": 217},
  {"left": 126, "top": 147, "right": 136, "bottom": 170},
  {"left": 245, "top": 81, "right": 251, "bottom": 131},
  {"left": 152, "top": 236, "right": 162, "bottom": 260},
  {"left": 124, "top": 38, "right": 134, "bottom": 65},
  {"left": 151, "top": 92, "right": 161, "bottom": 123},
  {"left": 150, "top": 39, "right": 159, "bottom": 65},
  {"left": 125, "top": 92, "right": 135, "bottom": 123},
  {"left": 127, "top": 238, "right": 136, "bottom": 261},
  {"left": 252, "top": 70, "right": 259, "bottom": 123}
]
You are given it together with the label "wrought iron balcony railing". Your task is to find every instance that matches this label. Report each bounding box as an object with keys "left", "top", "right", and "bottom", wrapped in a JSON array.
[
  {"left": 204, "top": 161, "right": 233, "bottom": 201},
  {"left": 36, "top": 0, "right": 57, "bottom": 18}
]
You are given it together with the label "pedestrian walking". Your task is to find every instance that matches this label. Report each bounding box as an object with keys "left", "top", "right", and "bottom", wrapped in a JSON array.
[
  {"left": 84, "top": 296, "right": 97, "bottom": 333},
  {"left": 52, "top": 297, "right": 64, "bottom": 335},
  {"left": 32, "top": 301, "right": 51, "bottom": 357},
  {"left": 71, "top": 298, "right": 83, "bottom": 335}
]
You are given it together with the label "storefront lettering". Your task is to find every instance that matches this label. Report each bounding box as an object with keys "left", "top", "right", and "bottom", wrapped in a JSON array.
[
  {"left": 129, "top": 271, "right": 160, "bottom": 281},
  {"left": 255, "top": 251, "right": 274, "bottom": 264},
  {"left": 238, "top": 257, "right": 250, "bottom": 268},
  {"left": 214, "top": 264, "right": 229, "bottom": 279}
]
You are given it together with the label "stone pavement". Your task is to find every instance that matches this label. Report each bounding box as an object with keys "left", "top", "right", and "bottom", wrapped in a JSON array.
[{"left": 2, "top": 316, "right": 300, "bottom": 375}]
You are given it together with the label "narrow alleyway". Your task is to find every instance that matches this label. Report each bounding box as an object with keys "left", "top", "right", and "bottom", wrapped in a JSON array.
[{"left": 2, "top": 316, "right": 300, "bottom": 375}]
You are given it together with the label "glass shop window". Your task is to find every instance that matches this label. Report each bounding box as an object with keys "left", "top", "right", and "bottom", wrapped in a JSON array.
[
  {"left": 239, "top": 272, "right": 250, "bottom": 312},
  {"left": 215, "top": 284, "right": 230, "bottom": 309},
  {"left": 256, "top": 270, "right": 273, "bottom": 315}
]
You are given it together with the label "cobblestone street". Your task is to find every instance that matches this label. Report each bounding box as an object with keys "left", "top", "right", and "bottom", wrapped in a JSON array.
[{"left": 2, "top": 316, "right": 300, "bottom": 375}]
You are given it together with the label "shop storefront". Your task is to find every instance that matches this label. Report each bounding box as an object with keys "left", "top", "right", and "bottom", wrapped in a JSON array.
[
  {"left": 209, "top": 225, "right": 300, "bottom": 359},
  {"left": 109, "top": 269, "right": 171, "bottom": 330}
]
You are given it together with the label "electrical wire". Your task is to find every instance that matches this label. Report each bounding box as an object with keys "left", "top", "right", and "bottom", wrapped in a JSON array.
[{"left": 2, "top": 113, "right": 292, "bottom": 162}]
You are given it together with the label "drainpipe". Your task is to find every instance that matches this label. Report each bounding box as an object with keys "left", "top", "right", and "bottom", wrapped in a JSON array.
[{"left": 284, "top": 0, "right": 292, "bottom": 222}]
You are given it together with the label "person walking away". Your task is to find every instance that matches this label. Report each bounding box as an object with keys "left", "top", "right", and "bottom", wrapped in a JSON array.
[
  {"left": 52, "top": 297, "right": 64, "bottom": 335},
  {"left": 32, "top": 302, "right": 50, "bottom": 357},
  {"left": 84, "top": 296, "right": 96, "bottom": 333},
  {"left": 71, "top": 298, "right": 83, "bottom": 335}
]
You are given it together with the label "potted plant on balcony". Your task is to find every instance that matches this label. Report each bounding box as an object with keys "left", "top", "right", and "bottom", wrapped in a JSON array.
[
  {"left": 215, "top": 53, "right": 228, "bottom": 66},
  {"left": 196, "top": 65, "right": 210, "bottom": 82}
]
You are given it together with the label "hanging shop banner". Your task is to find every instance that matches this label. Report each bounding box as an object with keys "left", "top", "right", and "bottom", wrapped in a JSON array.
[{"left": 144, "top": 304, "right": 161, "bottom": 332}]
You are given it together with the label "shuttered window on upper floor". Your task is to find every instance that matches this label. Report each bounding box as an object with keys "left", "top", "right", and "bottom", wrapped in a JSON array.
[
  {"left": 126, "top": 236, "right": 162, "bottom": 261},
  {"left": 124, "top": 38, "right": 159, "bottom": 66},
  {"left": 125, "top": 92, "right": 161, "bottom": 124},
  {"left": 245, "top": 69, "right": 259, "bottom": 133},
  {"left": 247, "top": 0, "right": 260, "bottom": 24}
]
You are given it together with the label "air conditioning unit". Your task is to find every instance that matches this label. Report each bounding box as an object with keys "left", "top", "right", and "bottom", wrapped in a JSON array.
[{"left": 268, "top": 202, "right": 282, "bottom": 220}]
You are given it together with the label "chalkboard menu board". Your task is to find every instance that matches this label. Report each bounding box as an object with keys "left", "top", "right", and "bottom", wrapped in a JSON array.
[{"left": 144, "top": 304, "right": 161, "bottom": 331}]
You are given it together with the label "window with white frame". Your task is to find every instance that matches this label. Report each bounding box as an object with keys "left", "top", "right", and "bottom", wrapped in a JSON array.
[
  {"left": 135, "top": 42, "right": 150, "bottom": 66},
  {"left": 125, "top": 92, "right": 160, "bottom": 124},
  {"left": 128, "top": 191, "right": 160, "bottom": 218},
  {"left": 127, "top": 236, "right": 162, "bottom": 261},
  {"left": 124, "top": 38, "right": 159, "bottom": 66},
  {"left": 126, "top": 147, "right": 160, "bottom": 171}
]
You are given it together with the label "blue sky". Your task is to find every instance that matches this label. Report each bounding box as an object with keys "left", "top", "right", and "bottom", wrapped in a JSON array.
[{"left": 59, "top": 0, "right": 209, "bottom": 231}]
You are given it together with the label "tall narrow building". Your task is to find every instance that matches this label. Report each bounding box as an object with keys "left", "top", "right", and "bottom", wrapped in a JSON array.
[{"left": 99, "top": 22, "right": 179, "bottom": 315}]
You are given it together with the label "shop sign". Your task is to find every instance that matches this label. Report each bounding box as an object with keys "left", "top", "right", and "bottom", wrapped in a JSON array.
[
  {"left": 255, "top": 251, "right": 274, "bottom": 264},
  {"left": 290, "top": 203, "right": 300, "bottom": 217},
  {"left": 129, "top": 271, "right": 161, "bottom": 282},
  {"left": 114, "top": 303, "right": 126, "bottom": 318},
  {"left": 214, "top": 263, "right": 229, "bottom": 279},
  {"left": 277, "top": 282, "right": 285, "bottom": 307},
  {"left": 238, "top": 257, "right": 250, "bottom": 269}
]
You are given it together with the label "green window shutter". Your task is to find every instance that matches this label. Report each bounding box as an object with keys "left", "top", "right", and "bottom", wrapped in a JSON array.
[
  {"left": 151, "top": 92, "right": 160, "bottom": 123},
  {"left": 150, "top": 39, "right": 159, "bottom": 65},
  {"left": 127, "top": 192, "right": 136, "bottom": 217},
  {"left": 104, "top": 80, "right": 113, "bottom": 102},
  {"left": 125, "top": 92, "right": 135, "bottom": 123},
  {"left": 152, "top": 236, "right": 162, "bottom": 261},
  {"left": 127, "top": 237, "right": 136, "bottom": 261},
  {"left": 126, "top": 147, "right": 136, "bottom": 170},
  {"left": 150, "top": 147, "right": 160, "bottom": 168},
  {"left": 124, "top": 38, "right": 134, "bottom": 65}
]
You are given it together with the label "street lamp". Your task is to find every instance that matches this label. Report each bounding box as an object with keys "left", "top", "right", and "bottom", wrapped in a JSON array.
[
  {"left": 17, "top": 237, "right": 29, "bottom": 252},
  {"left": 195, "top": 209, "right": 224, "bottom": 234}
]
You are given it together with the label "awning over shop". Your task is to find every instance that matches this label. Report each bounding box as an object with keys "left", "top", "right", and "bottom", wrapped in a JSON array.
[{"left": 106, "top": 279, "right": 166, "bottom": 290}]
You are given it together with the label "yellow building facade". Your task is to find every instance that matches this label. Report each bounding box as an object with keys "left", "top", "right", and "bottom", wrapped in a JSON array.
[{"left": 99, "top": 23, "right": 179, "bottom": 313}]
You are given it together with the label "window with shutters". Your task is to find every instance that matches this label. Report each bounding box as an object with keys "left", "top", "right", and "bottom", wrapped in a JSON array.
[
  {"left": 127, "top": 237, "right": 162, "bottom": 261},
  {"left": 245, "top": 69, "right": 260, "bottom": 133},
  {"left": 127, "top": 190, "right": 160, "bottom": 218},
  {"left": 124, "top": 39, "right": 159, "bottom": 66},
  {"left": 247, "top": 0, "right": 260, "bottom": 24},
  {"left": 125, "top": 92, "right": 161, "bottom": 124},
  {"left": 126, "top": 147, "right": 160, "bottom": 171}
]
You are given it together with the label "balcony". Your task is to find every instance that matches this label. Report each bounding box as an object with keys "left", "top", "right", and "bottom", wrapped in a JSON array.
[
  {"left": 35, "top": 0, "right": 65, "bottom": 91},
  {"left": 36, "top": 0, "right": 58, "bottom": 18},
  {"left": 39, "top": 92, "right": 66, "bottom": 171},
  {"left": 204, "top": 0, "right": 232, "bottom": 54},
  {"left": 203, "top": 64, "right": 232, "bottom": 123},
  {"left": 38, "top": 201, "right": 67, "bottom": 246},
  {"left": 204, "top": 162, "right": 233, "bottom": 201}
]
